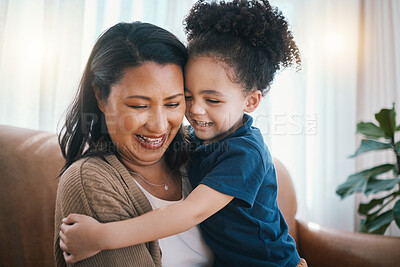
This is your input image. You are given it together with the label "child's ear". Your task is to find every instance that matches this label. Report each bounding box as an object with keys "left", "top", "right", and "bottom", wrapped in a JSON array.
[
  {"left": 94, "top": 86, "right": 105, "bottom": 112},
  {"left": 244, "top": 90, "right": 261, "bottom": 113}
]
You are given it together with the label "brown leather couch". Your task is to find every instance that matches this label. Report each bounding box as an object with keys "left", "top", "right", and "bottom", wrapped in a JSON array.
[{"left": 1, "top": 124, "right": 399, "bottom": 267}]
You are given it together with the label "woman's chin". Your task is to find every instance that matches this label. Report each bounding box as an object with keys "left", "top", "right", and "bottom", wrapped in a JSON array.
[
  {"left": 119, "top": 146, "right": 168, "bottom": 166},
  {"left": 135, "top": 152, "right": 167, "bottom": 165}
]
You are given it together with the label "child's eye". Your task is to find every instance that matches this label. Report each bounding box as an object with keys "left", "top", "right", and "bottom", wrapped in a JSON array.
[
  {"left": 165, "top": 103, "right": 180, "bottom": 108},
  {"left": 185, "top": 96, "right": 193, "bottom": 101},
  {"left": 206, "top": 99, "right": 221, "bottom": 104}
]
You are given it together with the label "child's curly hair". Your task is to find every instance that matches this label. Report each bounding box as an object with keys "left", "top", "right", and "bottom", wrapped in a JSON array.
[{"left": 184, "top": 0, "right": 301, "bottom": 95}]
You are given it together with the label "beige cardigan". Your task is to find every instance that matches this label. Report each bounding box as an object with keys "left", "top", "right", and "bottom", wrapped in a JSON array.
[{"left": 54, "top": 154, "right": 162, "bottom": 267}]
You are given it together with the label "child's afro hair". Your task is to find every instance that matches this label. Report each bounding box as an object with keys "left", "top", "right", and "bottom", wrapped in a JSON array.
[{"left": 184, "top": 0, "right": 301, "bottom": 95}]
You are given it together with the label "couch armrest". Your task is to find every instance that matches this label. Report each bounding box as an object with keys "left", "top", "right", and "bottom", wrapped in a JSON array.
[
  {"left": 0, "top": 125, "right": 63, "bottom": 266},
  {"left": 296, "top": 219, "right": 400, "bottom": 267}
]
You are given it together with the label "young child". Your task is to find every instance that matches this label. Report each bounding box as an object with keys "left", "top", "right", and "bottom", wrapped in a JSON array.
[{"left": 59, "top": 1, "right": 305, "bottom": 266}]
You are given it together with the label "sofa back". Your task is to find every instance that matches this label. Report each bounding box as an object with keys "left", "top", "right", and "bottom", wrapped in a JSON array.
[
  {"left": 0, "top": 125, "right": 299, "bottom": 266},
  {"left": 0, "top": 125, "right": 63, "bottom": 266}
]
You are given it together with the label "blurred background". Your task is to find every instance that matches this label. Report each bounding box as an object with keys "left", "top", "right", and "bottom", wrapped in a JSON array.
[{"left": 0, "top": 0, "right": 399, "bottom": 235}]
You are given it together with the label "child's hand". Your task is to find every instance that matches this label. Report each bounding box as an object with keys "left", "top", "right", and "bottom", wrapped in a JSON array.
[{"left": 59, "top": 213, "right": 104, "bottom": 263}]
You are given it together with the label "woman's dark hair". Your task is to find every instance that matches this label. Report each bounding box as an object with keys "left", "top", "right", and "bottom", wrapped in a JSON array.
[
  {"left": 184, "top": 0, "right": 301, "bottom": 95},
  {"left": 59, "top": 22, "right": 188, "bottom": 175}
]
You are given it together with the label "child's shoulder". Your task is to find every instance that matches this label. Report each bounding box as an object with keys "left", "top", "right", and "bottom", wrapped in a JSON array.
[
  {"left": 230, "top": 121, "right": 268, "bottom": 148},
  {"left": 225, "top": 131, "right": 271, "bottom": 161}
]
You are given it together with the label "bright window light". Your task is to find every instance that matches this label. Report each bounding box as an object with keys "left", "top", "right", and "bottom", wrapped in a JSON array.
[{"left": 324, "top": 32, "right": 346, "bottom": 55}]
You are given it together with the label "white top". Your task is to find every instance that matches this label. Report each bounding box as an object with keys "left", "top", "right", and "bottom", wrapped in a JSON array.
[{"left": 133, "top": 167, "right": 214, "bottom": 267}]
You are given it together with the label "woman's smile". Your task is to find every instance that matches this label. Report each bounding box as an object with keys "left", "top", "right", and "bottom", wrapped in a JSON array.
[{"left": 135, "top": 133, "right": 168, "bottom": 150}]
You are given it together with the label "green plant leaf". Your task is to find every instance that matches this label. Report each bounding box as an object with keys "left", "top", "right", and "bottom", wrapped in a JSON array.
[
  {"left": 349, "top": 139, "right": 392, "bottom": 158},
  {"left": 336, "top": 176, "right": 367, "bottom": 199},
  {"left": 396, "top": 141, "right": 400, "bottom": 153},
  {"left": 394, "top": 199, "right": 400, "bottom": 229},
  {"left": 358, "top": 196, "right": 388, "bottom": 215},
  {"left": 354, "top": 164, "right": 395, "bottom": 178},
  {"left": 360, "top": 217, "right": 391, "bottom": 234},
  {"left": 362, "top": 210, "right": 393, "bottom": 234},
  {"left": 365, "top": 205, "right": 382, "bottom": 221},
  {"left": 374, "top": 104, "right": 396, "bottom": 139},
  {"left": 356, "top": 122, "right": 386, "bottom": 139},
  {"left": 365, "top": 178, "right": 400, "bottom": 195},
  {"left": 396, "top": 125, "right": 400, "bottom": 131},
  {"left": 336, "top": 164, "right": 395, "bottom": 199},
  {"left": 360, "top": 218, "right": 367, "bottom": 232},
  {"left": 371, "top": 223, "right": 392, "bottom": 235}
]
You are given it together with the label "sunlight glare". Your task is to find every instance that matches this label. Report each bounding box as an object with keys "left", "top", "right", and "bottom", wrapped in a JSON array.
[
  {"left": 307, "top": 222, "right": 321, "bottom": 231},
  {"left": 324, "top": 32, "right": 346, "bottom": 55},
  {"left": 25, "top": 37, "right": 45, "bottom": 62}
]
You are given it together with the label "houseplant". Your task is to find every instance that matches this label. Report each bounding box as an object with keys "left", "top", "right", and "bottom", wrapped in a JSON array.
[{"left": 336, "top": 103, "right": 400, "bottom": 234}]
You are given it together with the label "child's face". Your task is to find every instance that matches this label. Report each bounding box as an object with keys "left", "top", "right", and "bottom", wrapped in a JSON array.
[{"left": 184, "top": 56, "right": 258, "bottom": 143}]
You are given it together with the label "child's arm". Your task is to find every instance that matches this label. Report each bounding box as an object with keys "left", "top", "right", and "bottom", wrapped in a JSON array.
[{"left": 59, "top": 184, "right": 233, "bottom": 263}]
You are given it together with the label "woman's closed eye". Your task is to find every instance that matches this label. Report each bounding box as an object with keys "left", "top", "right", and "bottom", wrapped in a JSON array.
[
  {"left": 165, "top": 102, "right": 181, "bottom": 108},
  {"left": 129, "top": 105, "right": 148, "bottom": 109}
]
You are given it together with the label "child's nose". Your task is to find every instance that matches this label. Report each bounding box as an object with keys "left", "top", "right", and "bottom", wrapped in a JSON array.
[{"left": 188, "top": 100, "right": 206, "bottom": 115}]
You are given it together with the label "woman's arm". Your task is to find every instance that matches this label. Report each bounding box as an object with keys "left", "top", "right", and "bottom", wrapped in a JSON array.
[{"left": 60, "top": 184, "right": 233, "bottom": 263}]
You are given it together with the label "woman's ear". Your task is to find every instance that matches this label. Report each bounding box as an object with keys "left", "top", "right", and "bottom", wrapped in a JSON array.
[
  {"left": 94, "top": 86, "right": 105, "bottom": 112},
  {"left": 244, "top": 90, "right": 261, "bottom": 113}
]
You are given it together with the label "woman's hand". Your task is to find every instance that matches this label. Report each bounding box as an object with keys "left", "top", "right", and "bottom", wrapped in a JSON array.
[{"left": 59, "top": 213, "right": 105, "bottom": 263}]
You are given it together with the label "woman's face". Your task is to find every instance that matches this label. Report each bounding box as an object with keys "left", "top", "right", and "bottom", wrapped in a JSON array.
[{"left": 98, "top": 62, "right": 185, "bottom": 166}]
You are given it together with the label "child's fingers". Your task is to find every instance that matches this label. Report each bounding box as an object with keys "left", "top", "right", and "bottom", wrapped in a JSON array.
[
  {"left": 59, "top": 238, "right": 70, "bottom": 254},
  {"left": 60, "top": 222, "right": 71, "bottom": 234},
  {"left": 59, "top": 229, "right": 67, "bottom": 244},
  {"left": 62, "top": 213, "right": 81, "bottom": 225},
  {"left": 63, "top": 251, "right": 76, "bottom": 264}
]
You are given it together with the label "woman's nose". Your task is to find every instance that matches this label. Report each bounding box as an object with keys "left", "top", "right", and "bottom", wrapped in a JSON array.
[{"left": 146, "top": 107, "right": 168, "bottom": 133}]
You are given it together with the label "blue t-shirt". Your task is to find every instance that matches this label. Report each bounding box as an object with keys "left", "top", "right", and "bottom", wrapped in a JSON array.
[{"left": 188, "top": 114, "right": 300, "bottom": 267}]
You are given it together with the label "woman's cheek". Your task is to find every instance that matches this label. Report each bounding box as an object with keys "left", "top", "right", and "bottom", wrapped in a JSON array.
[
  {"left": 120, "top": 112, "right": 141, "bottom": 134},
  {"left": 170, "top": 105, "right": 186, "bottom": 127}
]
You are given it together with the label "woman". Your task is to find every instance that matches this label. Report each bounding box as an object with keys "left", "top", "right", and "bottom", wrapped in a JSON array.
[{"left": 54, "top": 22, "right": 213, "bottom": 266}]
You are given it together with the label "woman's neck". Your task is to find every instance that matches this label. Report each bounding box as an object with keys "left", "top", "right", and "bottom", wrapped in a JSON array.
[
  {"left": 119, "top": 155, "right": 182, "bottom": 201},
  {"left": 118, "top": 155, "right": 167, "bottom": 182}
]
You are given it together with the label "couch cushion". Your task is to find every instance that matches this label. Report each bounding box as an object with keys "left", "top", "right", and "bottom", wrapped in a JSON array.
[{"left": 0, "top": 125, "right": 63, "bottom": 266}]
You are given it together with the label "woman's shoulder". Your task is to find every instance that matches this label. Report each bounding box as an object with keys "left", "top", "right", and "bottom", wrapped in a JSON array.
[
  {"left": 59, "top": 155, "right": 120, "bottom": 190},
  {"left": 56, "top": 157, "right": 111, "bottom": 215},
  {"left": 61, "top": 156, "right": 106, "bottom": 176}
]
